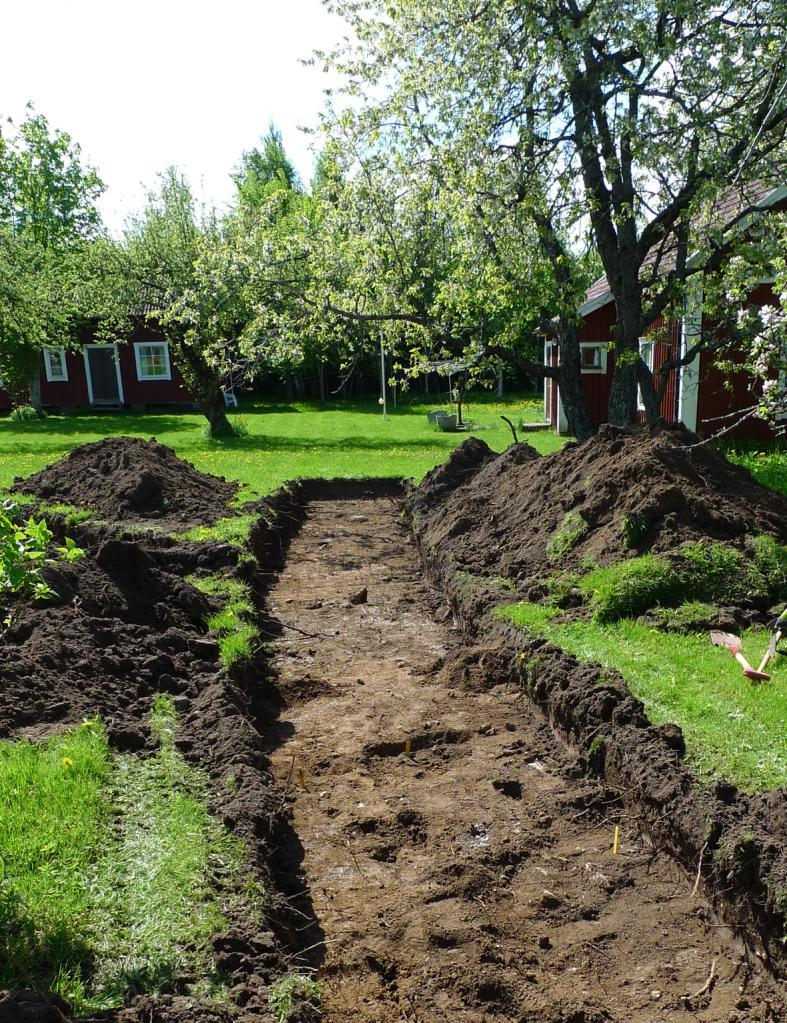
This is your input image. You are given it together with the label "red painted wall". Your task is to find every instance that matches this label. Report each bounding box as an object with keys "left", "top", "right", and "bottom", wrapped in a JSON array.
[
  {"left": 695, "top": 283, "right": 779, "bottom": 441},
  {"left": 1, "top": 325, "right": 194, "bottom": 411}
]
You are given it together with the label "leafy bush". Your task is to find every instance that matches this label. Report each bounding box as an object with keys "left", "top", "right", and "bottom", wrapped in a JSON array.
[
  {"left": 9, "top": 405, "right": 46, "bottom": 422},
  {"left": 0, "top": 500, "right": 84, "bottom": 619},
  {"left": 546, "top": 510, "right": 589, "bottom": 561}
]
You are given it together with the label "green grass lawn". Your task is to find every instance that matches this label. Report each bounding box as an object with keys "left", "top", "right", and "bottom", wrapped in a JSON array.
[
  {"left": 499, "top": 603, "right": 787, "bottom": 792},
  {"left": 0, "top": 702, "right": 245, "bottom": 1012},
  {"left": 0, "top": 392, "right": 561, "bottom": 495},
  {"left": 726, "top": 444, "right": 787, "bottom": 498}
]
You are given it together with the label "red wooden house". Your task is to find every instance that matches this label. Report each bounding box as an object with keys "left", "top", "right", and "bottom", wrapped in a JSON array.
[
  {"left": 0, "top": 325, "right": 194, "bottom": 412},
  {"left": 544, "top": 184, "right": 787, "bottom": 441}
]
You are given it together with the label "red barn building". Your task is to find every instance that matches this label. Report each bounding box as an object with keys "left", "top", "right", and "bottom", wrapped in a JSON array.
[
  {"left": 544, "top": 184, "right": 787, "bottom": 441},
  {"left": 0, "top": 325, "right": 194, "bottom": 412}
]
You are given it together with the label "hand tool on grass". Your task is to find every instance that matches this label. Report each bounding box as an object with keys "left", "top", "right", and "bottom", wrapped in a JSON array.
[
  {"left": 755, "top": 607, "right": 787, "bottom": 676},
  {"left": 710, "top": 631, "right": 771, "bottom": 682}
]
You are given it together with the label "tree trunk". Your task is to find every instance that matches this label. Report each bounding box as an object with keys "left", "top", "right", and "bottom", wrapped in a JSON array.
[
  {"left": 318, "top": 362, "right": 327, "bottom": 403},
  {"left": 496, "top": 363, "right": 504, "bottom": 397},
  {"left": 557, "top": 324, "right": 596, "bottom": 442},
  {"left": 198, "top": 390, "right": 235, "bottom": 438},
  {"left": 608, "top": 301, "right": 641, "bottom": 426}
]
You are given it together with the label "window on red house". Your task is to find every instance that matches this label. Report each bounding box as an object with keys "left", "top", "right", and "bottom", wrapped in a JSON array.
[{"left": 134, "top": 342, "right": 171, "bottom": 381}]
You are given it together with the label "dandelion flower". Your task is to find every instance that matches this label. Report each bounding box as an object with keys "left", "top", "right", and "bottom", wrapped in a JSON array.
[{"left": 62, "top": 757, "right": 73, "bottom": 767}]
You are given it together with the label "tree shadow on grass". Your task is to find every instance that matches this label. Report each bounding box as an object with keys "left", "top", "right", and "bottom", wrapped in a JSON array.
[{"left": 0, "top": 907, "right": 96, "bottom": 1010}]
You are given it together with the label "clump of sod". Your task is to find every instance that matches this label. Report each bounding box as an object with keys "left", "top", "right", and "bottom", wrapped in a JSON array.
[{"left": 189, "top": 573, "right": 260, "bottom": 668}]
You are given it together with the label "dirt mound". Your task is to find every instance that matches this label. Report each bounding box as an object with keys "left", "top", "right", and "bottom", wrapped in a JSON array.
[
  {"left": 409, "top": 421, "right": 787, "bottom": 587},
  {"left": 14, "top": 437, "right": 238, "bottom": 527}
]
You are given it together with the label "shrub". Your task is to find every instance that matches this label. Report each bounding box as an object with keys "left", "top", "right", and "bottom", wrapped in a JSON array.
[
  {"left": 546, "top": 510, "right": 589, "bottom": 561},
  {"left": 0, "top": 500, "right": 84, "bottom": 621},
  {"left": 9, "top": 405, "right": 46, "bottom": 422}
]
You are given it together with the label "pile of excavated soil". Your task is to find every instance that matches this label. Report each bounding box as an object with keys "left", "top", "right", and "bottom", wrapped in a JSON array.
[
  {"left": 13, "top": 437, "right": 238, "bottom": 527},
  {"left": 409, "top": 421, "right": 787, "bottom": 589},
  {"left": 0, "top": 485, "right": 313, "bottom": 1021}
]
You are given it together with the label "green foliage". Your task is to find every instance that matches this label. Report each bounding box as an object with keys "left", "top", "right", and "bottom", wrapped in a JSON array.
[
  {"left": 579, "top": 539, "right": 787, "bottom": 622},
  {"left": 268, "top": 974, "right": 323, "bottom": 1022},
  {"left": 189, "top": 573, "right": 259, "bottom": 669},
  {"left": 653, "top": 601, "right": 720, "bottom": 633},
  {"left": 546, "top": 510, "right": 588, "bottom": 561},
  {"left": 0, "top": 500, "right": 84, "bottom": 616},
  {"left": 620, "top": 514, "right": 648, "bottom": 549},
  {"left": 498, "top": 602, "right": 787, "bottom": 791},
  {"left": 9, "top": 405, "right": 45, "bottom": 422},
  {"left": 0, "top": 111, "right": 103, "bottom": 404}
]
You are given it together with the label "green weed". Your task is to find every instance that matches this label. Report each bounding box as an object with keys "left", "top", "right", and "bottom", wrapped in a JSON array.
[
  {"left": 546, "top": 510, "right": 589, "bottom": 561},
  {"left": 620, "top": 513, "right": 648, "bottom": 549},
  {"left": 189, "top": 573, "right": 259, "bottom": 668},
  {"left": 268, "top": 973, "right": 323, "bottom": 1022}
]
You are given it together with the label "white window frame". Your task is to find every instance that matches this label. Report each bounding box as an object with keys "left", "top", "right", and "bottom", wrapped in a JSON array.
[
  {"left": 133, "top": 341, "right": 172, "bottom": 382},
  {"left": 44, "top": 347, "right": 69, "bottom": 383},
  {"left": 579, "top": 341, "right": 608, "bottom": 374},
  {"left": 637, "top": 338, "right": 655, "bottom": 411}
]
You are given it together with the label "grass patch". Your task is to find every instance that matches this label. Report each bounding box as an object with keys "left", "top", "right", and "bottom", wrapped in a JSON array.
[
  {"left": 546, "top": 510, "right": 588, "bottom": 561},
  {"left": 0, "top": 719, "right": 112, "bottom": 1005},
  {"left": 174, "top": 513, "right": 257, "bottom": 547},
  {"left": 726, "top": 445, "right": 787, "bottom": 497},
  {"left": 0, "top": 700, "right": 247, "bottom": 1012},
  {"left": 578, "top": 538, "right": 787, "bottom": 622},
  {"left": 189, "top": 573, "right": 259, "bottom": 668},
  {"left": 90, "top": 695, "right": 245, "bottom": 1005},
  {"left": 269, "top": 973, "right": 323, "bottom": 1022},
  {"left": 38, "top": 502, "right": 95, "bottom": 527},
  {"left": 498, "top": 602, "right": 787, "bottom": 791},
  {"left": 0, "top": 393, "right": 565, "bottom": 495}
]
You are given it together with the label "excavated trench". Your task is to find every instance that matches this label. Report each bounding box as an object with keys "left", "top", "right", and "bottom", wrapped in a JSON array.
[{"left": 261, "top": 487, "right": 784, "bottom": 1023}]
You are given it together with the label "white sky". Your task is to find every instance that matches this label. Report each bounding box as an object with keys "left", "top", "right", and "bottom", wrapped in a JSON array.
[{"left": 0, "top": 0, "right": 347, "bottom": 235}]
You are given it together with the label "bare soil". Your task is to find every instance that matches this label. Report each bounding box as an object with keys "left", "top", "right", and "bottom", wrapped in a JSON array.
[
  {"left": 408, "top": 422, "right": 787, "bottom": 593},
  {"left": 266, "top": 495, "right": 784, "bottom": 1023},
  {"left": 13, "top": 437, "right": 238, "bottom": 527}
]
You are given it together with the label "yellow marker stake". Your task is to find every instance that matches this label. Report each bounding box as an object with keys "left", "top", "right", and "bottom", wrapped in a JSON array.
[
  {"left": 613, "top": 825, "right": 620, "bottom": 855},
  {"left": 404, "top": 738, "right": 412, "bottom": 757}
]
